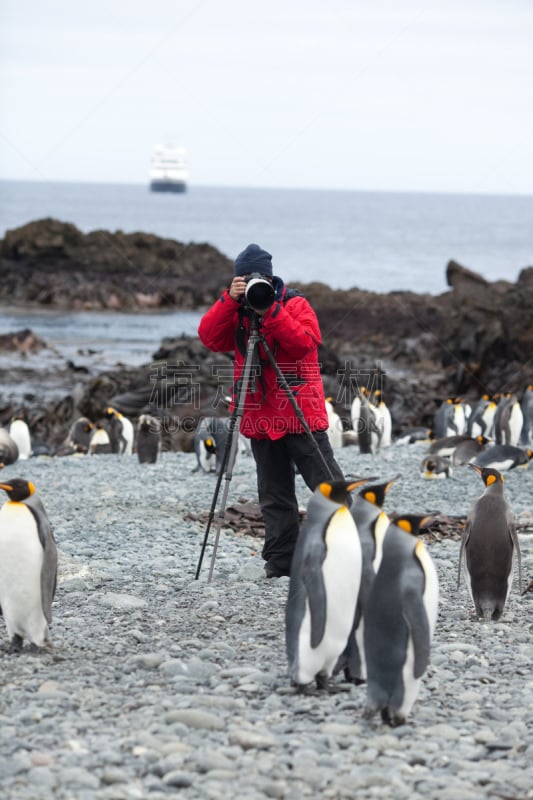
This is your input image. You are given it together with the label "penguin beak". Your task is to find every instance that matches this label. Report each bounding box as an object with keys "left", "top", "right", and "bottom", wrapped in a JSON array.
[{"left": 468, "top": 463, "right": 482, "bottom": 475}]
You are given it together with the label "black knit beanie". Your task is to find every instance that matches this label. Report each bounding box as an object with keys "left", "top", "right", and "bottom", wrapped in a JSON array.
[{"left": 234, "top": 243, "right": 273, "bottom": 277}]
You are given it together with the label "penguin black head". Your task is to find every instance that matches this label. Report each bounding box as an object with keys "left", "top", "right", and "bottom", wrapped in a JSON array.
[
  {"left": 105, "top": 407, "right": 118, "bottom": 419},
  {"left": 468, "top": 463, "right": 504, "bottom": 486},
  {"left": 359, "top": 474, "right": 399, "bottom": 508},
  {"left": 393, "top": 514, "right": 433, "bottom": 536},
  {"left": 318, "top": 478, "right": 372, "bottom": 505},
  {"left": 0, "top": 478, "right": 36, "bottom": 502}
]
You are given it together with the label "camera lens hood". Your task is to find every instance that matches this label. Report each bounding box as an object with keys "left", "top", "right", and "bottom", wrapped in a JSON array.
[{"left": 245, "top": 276, "right": 275, "bottom": 312}]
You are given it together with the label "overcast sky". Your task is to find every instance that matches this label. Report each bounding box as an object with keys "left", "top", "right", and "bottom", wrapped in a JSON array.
[{"left": 1, "top": 0, "right": 532, "bottom": 194}]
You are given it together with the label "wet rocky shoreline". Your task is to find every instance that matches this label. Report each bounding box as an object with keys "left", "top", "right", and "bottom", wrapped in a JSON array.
[{"left": 1, "top": 218, "right": 532, "bottom": 455}]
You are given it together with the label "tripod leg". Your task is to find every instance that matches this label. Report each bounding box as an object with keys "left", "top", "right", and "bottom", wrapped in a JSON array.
[
  {"left": 195, "top": 319, "right": 262, "bottom": 581},
  {"left": 194, "top": 413, "right": 237, "bottom": 580}
]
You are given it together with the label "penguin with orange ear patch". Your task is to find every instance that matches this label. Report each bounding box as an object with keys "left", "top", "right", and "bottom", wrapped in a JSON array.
[
  {"left": 193, "top": 417, "right": 230, "bottom": 474},
  {"left": 0, "top": 479, "right": 57, "bottom": 652},
  {"left": 285, "top": 479, "right": 368, "bottom": 692},
  {"left": 363, "top": 514, "right": 439, "bottom": 726},
  {"left": 458, "top": 465, "right": 522, "bottom": 621},
  {"left": 334, "top": 476, "right": 397, "bottom": 684}
]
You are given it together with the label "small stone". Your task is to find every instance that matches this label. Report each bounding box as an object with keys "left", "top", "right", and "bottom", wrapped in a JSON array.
[
  {"left": 163, "top": 709, "right": 225, "bottom": 731},
  {"left": 228, "top": 729, "right": 278, "bottom": 750},
  {"left": 162, "top": 770, "right": 194, "bottom": 788},
  {"left": 30, "top": 751, "right": 55, "bottom": 767},
  {"left": 97, "top": 592, "right": 147, "bottom": 610}
]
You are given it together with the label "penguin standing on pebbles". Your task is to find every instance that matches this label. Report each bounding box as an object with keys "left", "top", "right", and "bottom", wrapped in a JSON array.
[
  {"left": 285, "top": 479, "right": 367, "bottom": 692},
  {"left": 335, "top": 476, "right": 397, "bottom": 684},
  {"left": 0, "top": 428, "right": 19, "bottom": 467},
  {"left": 325, "top": 398, "right": 343, "bottom": 450},
  {"left": 363, "top": 514, "right": 439, "bottom": 726},
  {"left": 136, "top": 414, "right": 161, "bottom": 464},
  {"left": 105, "top": 407, "right": 134, "bottom": 455},
  {"left": 89, "top": 422, "right": 112, "bottom": 455},
  {"left": 0, "top": 479, "right": 57, "bottom": 652},
  {"left": 193, "top": 417, "right": 231, "bottom": 474},
  {"left": 9, "top": 415, "right": 32, "bottom": 460},
  {"left": 458, "top": 465, "right": 522, "bottom": 621}
]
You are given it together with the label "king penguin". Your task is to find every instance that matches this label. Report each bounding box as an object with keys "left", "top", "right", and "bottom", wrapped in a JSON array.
[
  {"left": 372, "top": 391, "right": 392, "bottom": 448},
  {"left": 325, "top": 398, "right": 343, "bottom": 450},
  {"left": 65, "top": 416, "right": 94, "bottom": 454},
  {"left": 520, "top": 385, "right": 533, "bottom": 446},
  {"left": 471, "top": 444, "right": 532, "bottom": 471},
  {"left": 9, "top": 416, "right": 32, "bottom": 460},
  {"left": 105, "top": 407, "right": 134, "bottom": 455},
  {"left": 89, "top": 421, "right": 112, "bottom": 455},
  {"left": 137, "top": 414, "right": 162, "bottom": 463},
  {"left": 467, "top": 395, "right": 496, "bottom": 438},
  {"left": 358, "top": 393, "right": 382, "bottom": 455},
  {"left": 0, "top": 427, "right": 19, "bottom": 467},
  {"left": 458, "top": 465, "right": 522, "bottom": 621},
  {"left": 363, "top": 514, "right": 439, "bottom": 726},
  {"left": 285, "top": 479, "right": 368, "bottom": 691},
  {"left": 420, "top": 455, "right": 452, "bottom": 479},
  {"left": 334, "top": 476, "right": 398, "bottom": 684},
  {"left": 0, "top": 479, "right": 57, "bottom": 651},
  {"left": 194, "top": 417, "right": 231, "bottom": 474}
]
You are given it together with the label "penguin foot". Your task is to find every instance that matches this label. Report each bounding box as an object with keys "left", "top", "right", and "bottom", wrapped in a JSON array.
[
  {"left": 315, "top": 672, "right": 329, "bottom": 692},
  {"left": 362, "top": 705, "right": 377, "bottom": 721},
  {"left": 7, "top": 634, "right": 23, "bottom": 654},
  {"left": 28, "top": 642, "right": 51, "bottom": 654},
  {"left": 326, "top": 683, "right": 351, "bottom": 694},
  {"left": 343, "top": 669, "right": 366, "bottom": 685},
  {"left": 381, "top": 708, "right": 406, "bottom": 727},
  {"left": 291, "top": 682, "right": 316, "bottom": 695}
]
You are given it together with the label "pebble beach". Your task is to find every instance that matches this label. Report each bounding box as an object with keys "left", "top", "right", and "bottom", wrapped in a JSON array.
[{"left": 0, "top": 443, "right": 532, "bottom": 800}]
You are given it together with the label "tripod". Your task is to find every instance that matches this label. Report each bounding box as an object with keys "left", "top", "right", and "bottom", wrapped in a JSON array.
[{"left": 195, "top": 309, "right": 335, "bottom": 582}]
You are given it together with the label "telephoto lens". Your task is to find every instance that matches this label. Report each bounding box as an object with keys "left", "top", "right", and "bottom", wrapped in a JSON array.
[{"left": 244, "top": 273, "right": 275, "bottom": 312}]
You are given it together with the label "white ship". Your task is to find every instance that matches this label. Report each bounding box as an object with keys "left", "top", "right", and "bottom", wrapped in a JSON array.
[{"left": 149, "top": 144, "right": 188, "bottom": 193}]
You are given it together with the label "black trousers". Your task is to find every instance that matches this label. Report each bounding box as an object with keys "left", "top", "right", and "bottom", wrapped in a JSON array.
[{"left": 250, "top": 431, "right": 345, "bottom": 574}]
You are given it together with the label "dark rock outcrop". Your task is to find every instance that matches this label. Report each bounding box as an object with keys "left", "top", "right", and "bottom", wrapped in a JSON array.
[
  {"left": 0, "top": 218, "right": 233, "bottom": 310},
  {"left": 0, "top": 219, "right": 531, "bottom": 452}
]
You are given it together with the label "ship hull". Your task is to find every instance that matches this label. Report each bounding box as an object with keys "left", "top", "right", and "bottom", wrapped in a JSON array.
[{"left": 150, "top": 180, "right": 187, "bottom": 193}]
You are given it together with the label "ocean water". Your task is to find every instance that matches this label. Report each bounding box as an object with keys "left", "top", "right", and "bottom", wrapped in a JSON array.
[
  {"left": 1, "top": 180, "right": 532, "bottom": 295},
  {"left": 0, "top": 180, "right": 531, "bottom": 379}
]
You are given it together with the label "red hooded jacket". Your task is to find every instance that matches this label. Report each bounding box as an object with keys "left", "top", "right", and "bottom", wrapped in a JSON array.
[{"left": 198, "top": 279, "right": 329, "bottom": 440}]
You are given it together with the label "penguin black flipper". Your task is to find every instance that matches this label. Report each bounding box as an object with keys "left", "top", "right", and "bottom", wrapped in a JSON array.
[
  {"left": 457, "top": 519, "right": 471, "bottom": 589},
  {"left": 302, "top": 538, "right": 328, "bottom": 649},
  {"left": 508, "top": 519, "right": 523, "bottom": 590},
  {"left": 402, "top": 585, "right": 431, "bottom": 679},
  {"left": 24, "top": 493, "right": 58, "bottom": 624}
]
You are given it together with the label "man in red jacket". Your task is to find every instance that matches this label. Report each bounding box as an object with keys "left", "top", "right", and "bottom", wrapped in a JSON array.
[{"left": 198, "top": 243, "right": 344, "bottom": 578}]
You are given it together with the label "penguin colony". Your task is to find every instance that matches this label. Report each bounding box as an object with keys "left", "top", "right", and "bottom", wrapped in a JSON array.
[
  {"left": 0, "top": 408, "right": 162, "bottom": 465},
  {"left": 0, "top": 384, "right": 530, "bottom": 729},
  {"left": 419, "top": 391, "right": 533, "bottom": 479}
]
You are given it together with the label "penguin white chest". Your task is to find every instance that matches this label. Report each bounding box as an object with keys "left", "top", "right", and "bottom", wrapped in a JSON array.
[
  {"left": 9, "top": 420, "right": 32, "bottom": 459},
  {"left": 0, "top": 504, "right": 47, "bottom": 643},
  {"left": 298, "top": 512, "right": 361, "bottom": 682},
  {"left": 120, "top": 417, "right": 134, "bottom": 455}
]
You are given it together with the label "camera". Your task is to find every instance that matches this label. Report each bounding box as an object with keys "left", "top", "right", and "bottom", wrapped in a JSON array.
[{"left": 244, "top": 272, "right": 276, "bottom": 312}]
